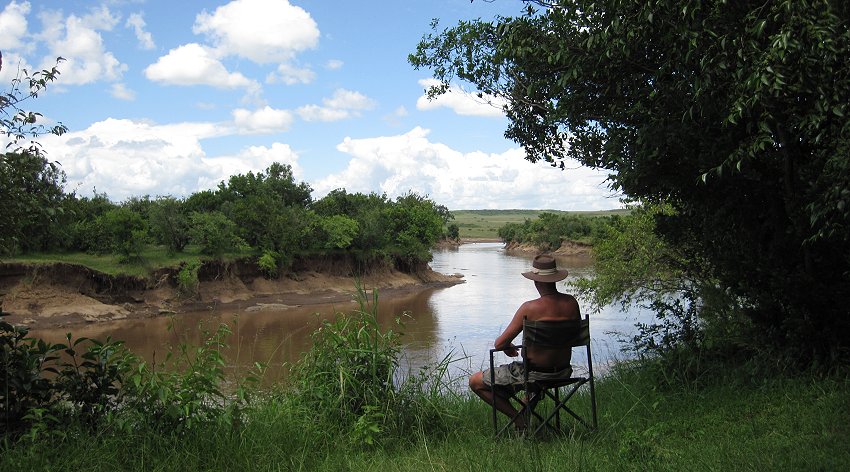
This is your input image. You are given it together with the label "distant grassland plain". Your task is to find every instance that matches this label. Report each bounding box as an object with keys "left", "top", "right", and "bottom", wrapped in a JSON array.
[{"left": 449, "top": 209, "right": 629, "bottom": 239}]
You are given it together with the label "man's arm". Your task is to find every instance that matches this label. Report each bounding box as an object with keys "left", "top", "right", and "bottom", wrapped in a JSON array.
[{"left": 494, "top": 303, "right": 527, "bottom": 357}]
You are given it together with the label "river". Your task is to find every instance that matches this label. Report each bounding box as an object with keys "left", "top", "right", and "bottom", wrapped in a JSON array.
[{"left": 30, "top": 242, "right": 650, "bottom": 385}]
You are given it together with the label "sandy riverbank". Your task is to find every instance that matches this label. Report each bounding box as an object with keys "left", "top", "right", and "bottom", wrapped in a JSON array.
[{"left": 0, "top": 259, "right": 464, "bottom": 330}]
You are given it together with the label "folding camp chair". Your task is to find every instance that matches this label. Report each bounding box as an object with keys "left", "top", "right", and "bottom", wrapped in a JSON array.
[{"left": 489, "top": 314, "right": 597, "bottom": 436}]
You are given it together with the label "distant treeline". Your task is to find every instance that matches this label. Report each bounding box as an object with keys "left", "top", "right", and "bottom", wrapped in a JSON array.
[
  {"left": 497, "top": 212, "right": 614, "bottom": 250},
  {"left": 3, "top": 159, "right": 450, "bottom": 270}
]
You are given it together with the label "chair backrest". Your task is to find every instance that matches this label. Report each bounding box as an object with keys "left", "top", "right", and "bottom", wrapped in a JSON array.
[{"left": 523, "top": 318, "right": 590, "bottom": 349}]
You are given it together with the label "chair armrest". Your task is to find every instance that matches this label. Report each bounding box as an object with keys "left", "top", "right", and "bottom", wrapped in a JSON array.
[{"left": 489, "top": 344, "right": 523, "bottom": 355}]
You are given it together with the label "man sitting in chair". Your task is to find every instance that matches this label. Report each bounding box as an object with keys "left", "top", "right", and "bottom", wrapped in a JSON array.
[{"left": 468, "top": 254, "right": 581, "bottom": 431}]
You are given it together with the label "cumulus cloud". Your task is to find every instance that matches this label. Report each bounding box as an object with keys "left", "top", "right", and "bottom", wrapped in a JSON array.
[
  {"left": 0, "top": 51, "right": 32, "bottom": 84},
  {"left": 232, "top": 106, "right": 294, "bottom": 134},
  {"left": 325, "top": 59, "right": 343, "bottom": 70},
  {"left": 313, "top": 127, "right": 619, "bottom": 210},
  {"left": 266, "top": 63, "right": 315, "bottom": 85},
  {"left": 416, "top": 78, "right": 507, "bottom": 118},
  {"left": 126, "top": 12, "right": 155, "bottom": 50},
  {"left": 296, "top": 88, "right": 376, "bottom": 122},
  {"left": 35, "top": 5, "right": 127, "bottom": 85},
  {"left": 383, "top": 106, "right": 408, "bottom": 127},
  {"left": 0, "top": 1, "right": 30, "bottom": 51},
  {"left": 145, "top": 43, "right": 259, "bottom": 90},
  {"left": 110, "top": 82, "right": 135, "bottom": 100},
  {"left": 193, "top": 0, "right": 319, "bottom": 64},
  {"left": 39, "top": 118, "right": 302, "bottom": 201}
]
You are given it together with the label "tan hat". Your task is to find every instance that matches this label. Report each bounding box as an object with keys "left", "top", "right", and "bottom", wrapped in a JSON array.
[{"left": 521, "top": 254, "right": 569, "bottom": 282}]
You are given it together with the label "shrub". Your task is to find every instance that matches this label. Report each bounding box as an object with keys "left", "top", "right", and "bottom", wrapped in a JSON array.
[
  {"left": 1, "top": 321, "right": 134, "bottom": 439},
  {"left": 176, "top": 260, "right": 201, "bottom": 298},
  {"left": 257, "top": 250, "right": 279, "bottom": 278},
  {"left": 122, "top": 322, "right": 258, "bottom": 433},
  {"left": 188, "top": 211, "right": 240, "bottom": 256}
]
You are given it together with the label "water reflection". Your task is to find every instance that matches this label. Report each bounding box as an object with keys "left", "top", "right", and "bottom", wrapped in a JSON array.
[{"left": 30, "top": 243, "right": 650, "bottom": 384}]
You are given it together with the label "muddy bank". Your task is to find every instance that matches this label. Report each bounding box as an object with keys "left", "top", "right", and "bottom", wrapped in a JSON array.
[
  {"left": 0, "top": 256, "right": 464, "bottom": 329},
  {"left": 504, "top": 240, "right": 593, "bottom": 257}
]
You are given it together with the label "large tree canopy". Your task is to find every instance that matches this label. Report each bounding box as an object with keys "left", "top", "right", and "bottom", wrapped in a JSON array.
[{"left": 411, "top": 0, "right": 850, "bottom": 362}]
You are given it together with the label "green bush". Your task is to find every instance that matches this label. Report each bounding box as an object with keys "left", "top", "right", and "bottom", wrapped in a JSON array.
[
  {"left": 188, "top": 211, "right": 241, "bottom": 256},
  {"left": 257, "top": 250, "right": 279, "bottom": 279},
  {"left": 1, "top": 321, "right": 134, "bottom": 439},
  {"left": 122, "top": 322, "right": 259, "bottom": 433},
  {"left": 176, "top": 260, "right": 201, "bottom": 298}
]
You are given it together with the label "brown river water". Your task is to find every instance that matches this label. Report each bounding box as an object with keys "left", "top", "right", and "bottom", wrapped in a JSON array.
[{"left": 30, "top": 243, "right": 649, "bottom": 385}]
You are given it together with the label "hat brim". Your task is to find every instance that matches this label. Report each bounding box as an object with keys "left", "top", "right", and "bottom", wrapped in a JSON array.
[{"left": 521, "top": 270, "right": 569, "bottom": 283}]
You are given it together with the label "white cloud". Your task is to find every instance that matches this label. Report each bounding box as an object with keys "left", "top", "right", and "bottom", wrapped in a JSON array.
[
  {"left": 266, "top": 63, "right": 315, "bottom": 85},
  {"left": 232, "top": 106, "right": 294, "bottom": 134},
  {"left": 145, "top": 43, "right": 258, "bottom": 90},
  {"left": 296, "top": 88, "right": 376, "bottom": 122},
  {"left": 0, "top": 51, "right": 32, "bottom": 84},
  {"left": 35, "top": 5, "right": 126, "bottom": 85},
  {"left": 197, "top": 143, "right": 301, "bottom": 190},
  {"left": 0, "top": 1, "right": 30, "bottom": 51},
  {"left": 325, "top": 59, "right": 343, "bottom": 70},
  {"left": 383, "top": 106, "right": 408, "bottom": 127},
  {"left": 39, "top": 118, "right": 302, "bottom": 201},
  {"left": 126, "top": 12, "right": 155, "bottom": 50},
  {"left": 110, "top": 82, "right": 135, "bottom": 100},
  {"left": 193, "top": 0, "right": 319, "bottom": 64},
  {"left": 313, "top": 127, "right": 619, "bottom": 210},
  {"left": 416, "top": 78, "right": 507, "bottom": 118}
]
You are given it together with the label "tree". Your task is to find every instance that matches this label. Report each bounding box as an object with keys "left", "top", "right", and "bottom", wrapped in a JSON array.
[
  {"left": 0, "top": 54, "right": 68, "bottom": 256},
  {"left": 188, "top": 211, "right": 242, "bottom": 257},
  {"left": 312, "top": 190, "right": 391, "bottom": 253},
  {"left": 411, "top": 1, "right": 850, "bottom": 362},
  {"left": 383, "top": 193, "right": 444, "bottom": 264},
  {"left": 149, "top": 197, "right": 190, "bottom": 255},
  {"left": 217, "top": 163, "right": 313, "bottom": 252},
  {"left": 0, "top": 152, "right": 66, "bottom": 254}
]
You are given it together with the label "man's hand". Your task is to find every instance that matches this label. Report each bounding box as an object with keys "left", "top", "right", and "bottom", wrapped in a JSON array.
[{"left": 504, "top": 344, "right": 519, "bottom": 357}]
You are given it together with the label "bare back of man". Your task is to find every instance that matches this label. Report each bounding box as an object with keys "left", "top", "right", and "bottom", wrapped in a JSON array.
[{"left": 516, "top": 287, "right": 581, "bottom": 371}]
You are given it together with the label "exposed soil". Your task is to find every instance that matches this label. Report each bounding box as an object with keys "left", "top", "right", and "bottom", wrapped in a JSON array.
[
  {"left": 504, "top": 240, "right": 594, "bottom": 257},
  {"left": 0, "top": 256, "right": 464, "bottom": 330}
]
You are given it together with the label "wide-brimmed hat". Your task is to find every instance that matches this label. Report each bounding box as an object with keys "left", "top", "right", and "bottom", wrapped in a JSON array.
[{"left": 521, "top": 254, "right": 569, "bottom": 282}]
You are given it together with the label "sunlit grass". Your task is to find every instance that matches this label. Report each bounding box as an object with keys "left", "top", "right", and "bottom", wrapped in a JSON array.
[
  {"left": 451, "top": 209, "right": 629, "bottom": 239},
  {"left": 7, "top": 245, "right": 253, "bottom": 277}
]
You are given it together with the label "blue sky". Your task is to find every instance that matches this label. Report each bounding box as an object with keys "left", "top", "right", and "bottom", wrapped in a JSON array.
[{"left": 0, "top": 0, "right": 622, "bottom": 210}]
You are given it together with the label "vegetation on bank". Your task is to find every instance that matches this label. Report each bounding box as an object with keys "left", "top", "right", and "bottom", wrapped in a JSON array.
[
  {"left": 450, "top": 209, "right": 626, "bottom": 240},
  {"left": 412, "top": 0, "right": 850, "bottom": 368},
  {"left": 1, "top": 163, "right": 452, "bottom": 277}
]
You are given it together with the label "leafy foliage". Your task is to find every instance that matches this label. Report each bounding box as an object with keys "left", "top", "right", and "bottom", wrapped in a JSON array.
[
  {"left": 1, "top": 321, "right": 134, "bottom": 438},
  {"left": 122, "top": 322, "right": 257, "bottom": 433},
  {"left": 411, "top": 0, "right": 850, "bottom": 363},
  {"left": 1, "top": 318, "right": 264, "bottom": 441},
  {"left": 188, "top": 211, "right": 241, "bottom": 257},
  {"left": 0, "top": 153, "right": 66, "bottom": 255},
  {"left": 148, "top": 196, "right": 190, "bottom": 255},
  {"left": 498, "top": 211, "right": 609, "bottom": 249},
  {"left": 0, "top": 55, "right": 69, "bottom": 257}
]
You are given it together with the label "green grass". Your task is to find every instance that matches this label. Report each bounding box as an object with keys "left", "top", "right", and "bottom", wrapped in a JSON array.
[
  {"left": 4, "top": 362, "right": 847, "bottom": 471},
  {"left": 451, "top": 209, "right": 629, "bottom": 239},
  {"left": 6, "top": 245, "right": 249, "bottom": 277}
]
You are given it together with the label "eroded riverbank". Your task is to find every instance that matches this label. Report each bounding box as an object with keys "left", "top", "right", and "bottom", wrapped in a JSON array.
[{"left": 0, "top": 257, "right": 464, "bottom": 329}]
